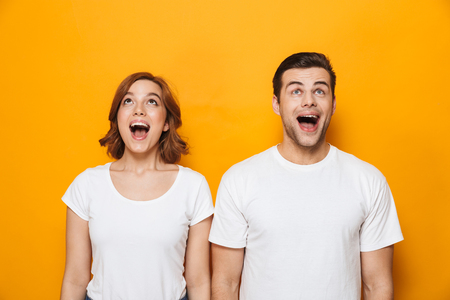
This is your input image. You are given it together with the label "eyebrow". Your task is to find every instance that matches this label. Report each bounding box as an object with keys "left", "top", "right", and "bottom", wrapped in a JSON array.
[
  {"left": 125, "top": 92, "right": 162, "bottom": 100},
  {"left": 286, "top": 81, "right": 330, "bottom": 89}
]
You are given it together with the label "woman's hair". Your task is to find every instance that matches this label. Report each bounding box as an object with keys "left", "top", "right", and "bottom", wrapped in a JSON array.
[{"left": 99, "top": 72, "right": 189, "bottom": 163}]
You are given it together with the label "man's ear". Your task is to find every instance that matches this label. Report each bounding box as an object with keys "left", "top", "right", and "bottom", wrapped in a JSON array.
[
  {"left": 272, "top": 95, "right": 280, "bottom": 116},
  {"left": 332, "top": 96, "right": 336, "bottom": 115},
  {"left": 163, "top": 121, "right": 169, "bottom": 132}
]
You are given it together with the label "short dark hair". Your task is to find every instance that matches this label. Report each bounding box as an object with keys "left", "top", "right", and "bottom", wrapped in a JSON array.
[
  {"left": 272, "top": 52, "right": 336, "bottom": 100},
  {"left": 99, "top": 72, "right": 189, "bottom": 163}
]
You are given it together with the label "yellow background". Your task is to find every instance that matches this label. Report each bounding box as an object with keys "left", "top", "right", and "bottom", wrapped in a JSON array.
[{"left": 1, "top": 0, "right": 449, "bottom": 299}]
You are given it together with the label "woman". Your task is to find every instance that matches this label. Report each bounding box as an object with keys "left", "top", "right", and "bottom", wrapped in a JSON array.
[{"left": 61, "top": 72, "right": 214, "bottom": 300}]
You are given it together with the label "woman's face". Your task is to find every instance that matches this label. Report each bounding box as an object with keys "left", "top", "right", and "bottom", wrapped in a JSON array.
[{"left": 117, "top": 79, "right": 168, "bottom": 156}]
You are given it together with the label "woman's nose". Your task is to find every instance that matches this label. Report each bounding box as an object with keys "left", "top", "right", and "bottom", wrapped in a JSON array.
[{"left": 133, "top": 104, "right": 145, "bottom": 115}]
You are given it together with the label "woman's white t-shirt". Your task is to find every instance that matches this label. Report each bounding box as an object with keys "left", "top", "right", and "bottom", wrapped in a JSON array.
[{"left": 63, "top": 163, "right": 214, "bottom": 300}]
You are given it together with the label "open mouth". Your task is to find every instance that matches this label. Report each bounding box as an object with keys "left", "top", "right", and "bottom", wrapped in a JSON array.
[
  {"left": 130, "top": 122, "right": 150, "bottom": 139},
  {"left": 297, "top": 115, "right": 319, "bottom": 131}
]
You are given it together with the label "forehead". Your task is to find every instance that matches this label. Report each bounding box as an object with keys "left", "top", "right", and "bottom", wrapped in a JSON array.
[
  {"left": 128, "top": 79, "right": 162, "bottom": 95},
  {"left": 281, "top": 67, "right": 331, "bottom": 87}
]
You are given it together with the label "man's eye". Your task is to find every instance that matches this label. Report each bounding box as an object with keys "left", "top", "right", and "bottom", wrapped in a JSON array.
[
  {"left": 315, "top": 90, "right": 324, "bottom": 95},
  {"left": 293, "top": 90, "right": 301, "bottom": 95},
  {"left": 123, "top": 98, "right": 132, "bottom": 104}
]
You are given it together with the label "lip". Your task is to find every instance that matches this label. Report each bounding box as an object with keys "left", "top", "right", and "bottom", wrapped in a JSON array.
[
  {"left": 130, "top": 119, "right": 150, "bottom": 127},
  {"left": 129, "top": 119, "right": 150, "bottom": 140},
  {"left": 297, "top": 112, "right": 320, "bottom": 132}
]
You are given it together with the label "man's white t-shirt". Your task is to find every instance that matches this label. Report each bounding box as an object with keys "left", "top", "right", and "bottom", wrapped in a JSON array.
[
  {"left": 209, "top": 145, "right": 403, "bottom": 300},
  {"left": 63, "top": 163, "right": 214, "bottom": 300}
]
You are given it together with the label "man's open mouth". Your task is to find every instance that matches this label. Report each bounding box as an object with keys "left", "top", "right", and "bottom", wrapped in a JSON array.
[
  {"left": 130, "top": 122, "right": 150, "bottom": 138},
  {"left": 297, "top": 115, "right": 319, "bottom": 130}
]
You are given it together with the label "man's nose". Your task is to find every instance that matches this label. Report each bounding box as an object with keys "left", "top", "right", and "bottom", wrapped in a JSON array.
[{"left": 301, "top": 92, "right": 317, "bottom": 107}]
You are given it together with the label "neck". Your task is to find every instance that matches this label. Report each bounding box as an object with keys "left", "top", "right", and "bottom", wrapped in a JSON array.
[
  {"left": 113, "top": 147, "right": 167, "bottom": 173},
  {"left": 277, "top": 139, "right": 330, "bottom": 165}
]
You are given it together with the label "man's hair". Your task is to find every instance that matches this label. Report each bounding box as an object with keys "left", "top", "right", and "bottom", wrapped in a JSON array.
[
  {"left": 272, "top": 52, "right": 336, "bottom": 100},
  {"left": 99, "top": 72, "right": 189, "bottom": 163}
]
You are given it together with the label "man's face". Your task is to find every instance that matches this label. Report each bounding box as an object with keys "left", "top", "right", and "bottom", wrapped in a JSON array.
[{"left": 272, "top": 67, "right": 336, "bottom": 150}]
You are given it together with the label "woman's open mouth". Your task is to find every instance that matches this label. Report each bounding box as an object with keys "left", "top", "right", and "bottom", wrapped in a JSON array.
[
  {"left": 130, "top": 121, "right": 150, "bottom": 140},
  {"left": 297, "top": 115, "right": 319, "bottom": 132}
]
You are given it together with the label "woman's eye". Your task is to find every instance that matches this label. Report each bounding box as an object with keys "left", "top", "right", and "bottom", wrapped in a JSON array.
[
  {"left": 148, "top": 99, "right": 157, "bottom": 105},
  {"left": 123, "top": 98, "right": 132, "bottom": 104}
]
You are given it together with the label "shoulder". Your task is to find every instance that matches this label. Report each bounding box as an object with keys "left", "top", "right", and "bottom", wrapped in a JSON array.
[
  {"left": 333, "top": 146, "right": 386, "bottom": 182},
  {"left": 62, "top": 163, "right": 111, "bottom": 216},
  {"left": 69, "top": 163, "right": 111, "bottom": 187},
  {"left": 226, "top": 147, "right": 274, "bottom": 174},
  {"left": 176, "top": 166, "right": 213, "bottom": 205},
  {"left": 178, "top": 165, "right": 208, "bottom": 186},
  {"left": 221, "top": 147, "right": 275, "bottom": 183}
]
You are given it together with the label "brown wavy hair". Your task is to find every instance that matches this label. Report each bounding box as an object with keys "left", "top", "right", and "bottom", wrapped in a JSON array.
[{"left": 99, "top": 72, "right": 189, "bottom": 163}]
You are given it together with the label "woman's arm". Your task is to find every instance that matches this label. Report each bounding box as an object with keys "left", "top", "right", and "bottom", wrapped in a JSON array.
[
  {"left": 61, "top": 207, "right": 92, "bottom": 300},
  {"left": 184, "top": 216, "right": 213, "bottom": 300}
]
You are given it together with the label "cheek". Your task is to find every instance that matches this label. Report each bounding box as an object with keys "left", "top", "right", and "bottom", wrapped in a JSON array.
[
  {"left": 116, "top": 110, "right": 129, "bottom": 134},
  {"left": 326, "top": 103, "right": 334, "bottom": 115},
  {"left": 149, "top": 109, "right": 167, "bottom": 124},
  {"left": 281, "top": 101, "right": 297, "bottom": 116},
  {"left": 319, "top": 99, "right": 334, "bottom": 115}
]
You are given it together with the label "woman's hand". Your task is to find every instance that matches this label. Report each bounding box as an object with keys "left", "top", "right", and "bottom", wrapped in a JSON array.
[
  {"left": 60, "top": 208, "right": 92, "bottom": 300},
  {"left": 185, "top": 216, "right": 213, "bottom": 300}
]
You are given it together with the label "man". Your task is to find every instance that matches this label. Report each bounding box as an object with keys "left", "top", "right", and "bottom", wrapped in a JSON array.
[{"left": 209, "top": 52, "right": 403, "bottom": 300}]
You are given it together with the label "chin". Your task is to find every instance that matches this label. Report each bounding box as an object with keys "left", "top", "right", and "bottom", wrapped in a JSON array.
[
  {"left": 297, "top": 141, "right": 321, "bottom": 149},
  {"left": 124, "top": 145, "right": 153, "bottom": 155},
  {"left": 293, "top": 134, "right": 324, "bottom": 149}
]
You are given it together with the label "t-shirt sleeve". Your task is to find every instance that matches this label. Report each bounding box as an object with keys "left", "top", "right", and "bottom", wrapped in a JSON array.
[
  {"left": 360, "top": 180, "right": 404, "bottom": 252},
  {"left": 209, "top": 172, "right": 248, "bottom": 248},
  {"left": 62, "top": 172, "right": 90, "bottom": 221},
  {"left": 190, "top": 176, "right": 214, "bottom": 226}
]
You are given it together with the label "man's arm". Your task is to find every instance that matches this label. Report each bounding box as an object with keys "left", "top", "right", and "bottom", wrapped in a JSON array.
[
  {"left": 361, "top": 245, "right": 394, "bottom": 300},
  {"left": 211, "top": 244, "right": 244, "bottom": 300}
]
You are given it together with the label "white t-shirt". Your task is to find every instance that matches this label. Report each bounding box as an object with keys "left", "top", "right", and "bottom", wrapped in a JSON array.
[
  {"left": 63, "top": 163, "right": 214, "bottom": 300},
  {"left": 209, "top": 145, "right": 403, "bottom": 300}
]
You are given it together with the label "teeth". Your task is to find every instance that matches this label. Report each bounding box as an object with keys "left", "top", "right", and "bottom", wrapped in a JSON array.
[
  {"left": 301, "top": 115, "right": 318, "bottom": 118},
  {"left": 130, "top": 122, "right": 149, "bottom": 128}
]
